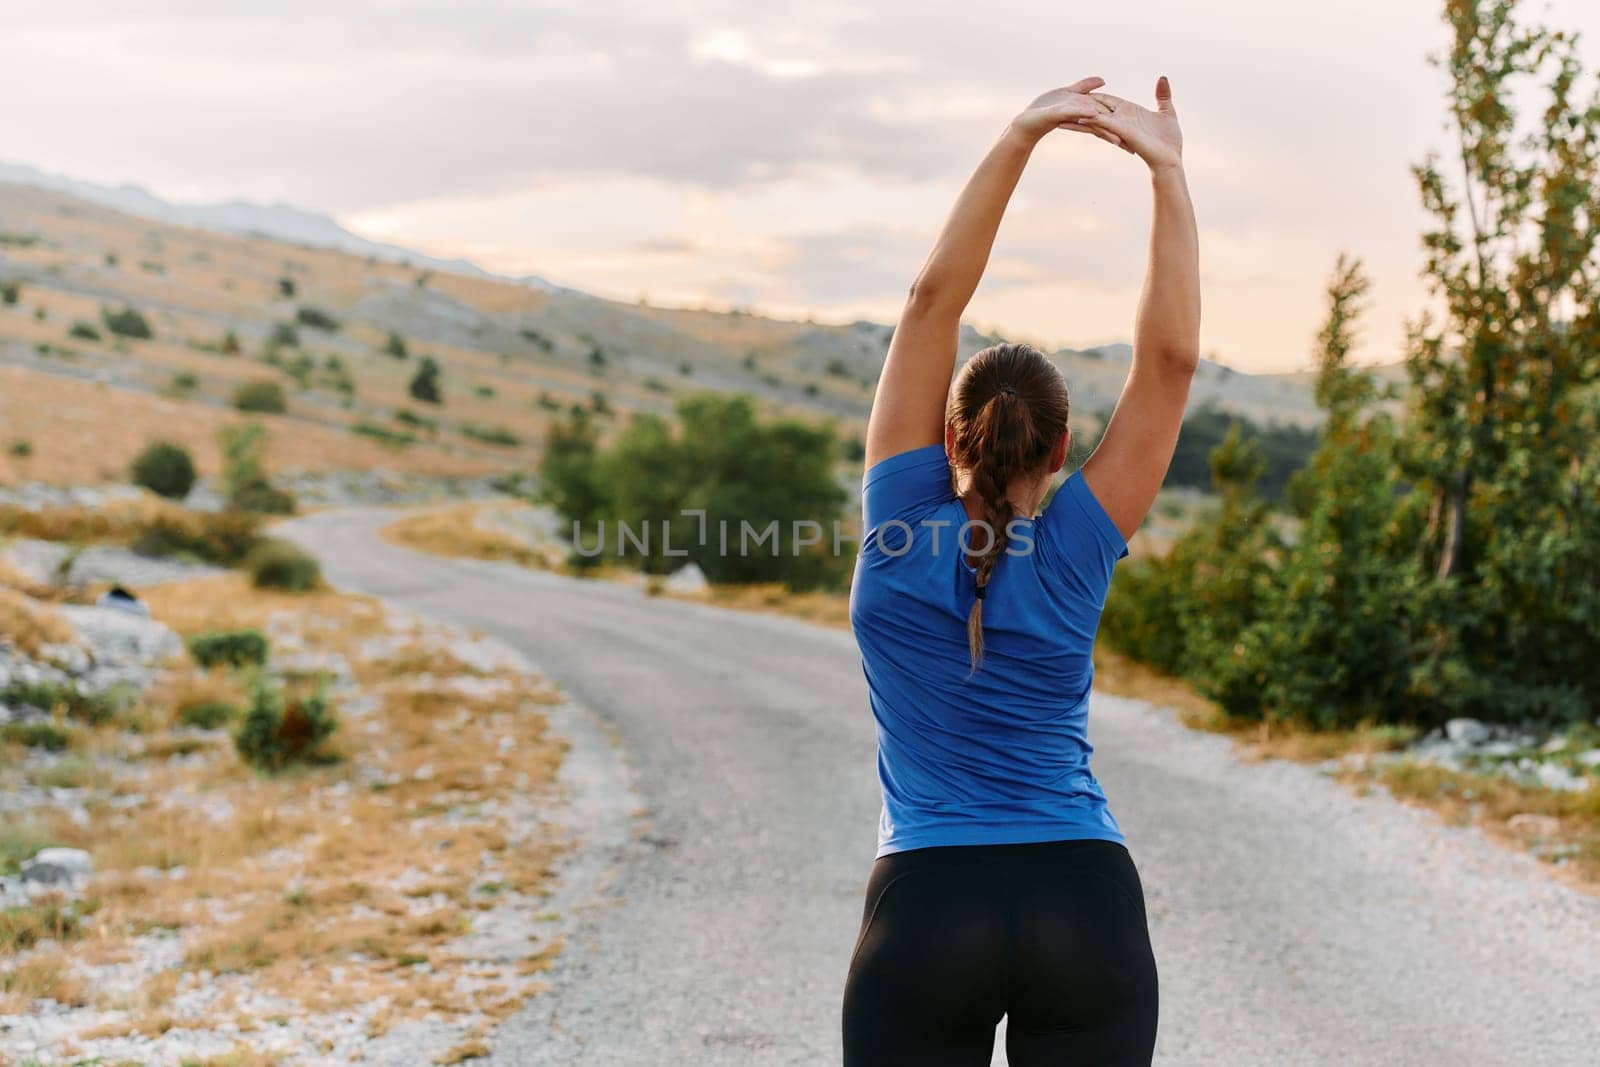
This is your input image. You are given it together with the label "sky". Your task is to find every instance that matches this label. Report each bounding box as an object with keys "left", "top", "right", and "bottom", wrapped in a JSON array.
[{"left": 3, "top": 0, "right": 1599, "bottom": 373}]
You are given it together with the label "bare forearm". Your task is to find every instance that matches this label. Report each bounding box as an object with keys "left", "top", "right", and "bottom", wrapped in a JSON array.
[
  {"left": 908, "top": 126, "right": 1035, "bottom": 316},
  {"left": 1134, "top": 164, "right": 1200, "bottom": 369}
]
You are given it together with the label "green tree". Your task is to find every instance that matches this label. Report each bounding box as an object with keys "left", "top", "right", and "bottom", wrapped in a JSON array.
[
  {"left": 220, "top": 423, "right": 295, "bottom": 514},
  {"left": 129, "top": 440, "right": 198, "bottom": 500},
  {"left": 542, "top": 393, "right": 849, "bottom": 588},
  {"left": 1400, "top": 0, "right": 1600, "bottom": 722},
  {"left": 1215, "top": 258, "right": 1419, "bottom": 726},
  {"left": 409, "top": 356, "right": 443, "bottom": 404}
]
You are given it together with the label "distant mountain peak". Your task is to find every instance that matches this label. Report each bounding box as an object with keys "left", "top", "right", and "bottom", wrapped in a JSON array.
[{"left": 0, "top": 159, "right": 555, "bottom": 291}]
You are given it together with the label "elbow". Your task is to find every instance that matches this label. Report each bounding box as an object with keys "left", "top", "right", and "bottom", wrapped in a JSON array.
[
  {"left": 1153, "top": 345, "right": 1201, "bottom": 377},
  {"left": 904, "top": 275, "right": 954, "bottom": 318}
]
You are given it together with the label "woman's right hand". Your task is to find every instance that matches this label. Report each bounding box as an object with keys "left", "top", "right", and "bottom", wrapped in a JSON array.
[{"left": 1009, "top": 77, "right": 1124, "bottom": 149}]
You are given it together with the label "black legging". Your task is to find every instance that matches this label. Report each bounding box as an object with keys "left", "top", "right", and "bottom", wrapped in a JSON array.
[{"left": 842, "top": 839, "right": 1158, "bottom": 1066}]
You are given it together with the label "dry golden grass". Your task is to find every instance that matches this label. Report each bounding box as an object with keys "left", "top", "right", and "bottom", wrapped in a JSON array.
[
  {"left": 692, "top": 581, "right": 852, "bottom": 629},
  {"left": 0, "top": 365, "right": 505, "bottom": 486},
  {"left": 0, "top": 949, "right": 88, "bottom": 1012},
  {"left": 436, "top": 1039, "right": 491, "bottom": 1063},
  {"left": 0, "top": 586, "right": 75, "bottom": 655},
  {"left": 382, "top": 503, "right": 554, "bottom": 569},
  {"left": 1369, "top": 761, "right": 1600, "bottom": 889},
  {"left": 0, "top": 568, "right": 568, "bottom": 1055}
]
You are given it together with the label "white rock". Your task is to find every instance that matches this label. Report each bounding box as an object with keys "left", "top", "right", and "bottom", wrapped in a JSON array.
[
  {"left": 664, "top": 562, "right": 710, "bottom": 597},
  {"left": 20, "top": 846, "right": 94, "bottom": 884},
  {"left": 1444, "top": 718, "right": 1493, "bottom": 746},
  {"left": 1507, "top": 813, "right": 1560, "bottom": 836},
  {"left": 59, "top": 603, "right": 183, "bottom": 665},
  {"left": 1577, "top": 750, "right": 1600, "bottom": 769}
]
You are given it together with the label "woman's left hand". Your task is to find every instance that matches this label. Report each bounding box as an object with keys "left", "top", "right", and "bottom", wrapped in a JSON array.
[{"left": 1080, "top": 76, "right": 1184, "bottom": 171}]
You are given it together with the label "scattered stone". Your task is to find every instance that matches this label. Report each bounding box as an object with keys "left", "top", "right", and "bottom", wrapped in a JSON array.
[
  {"left": 1507, "top": 813, "right": 1560, "bottom": 837},
  {"left": 60, "top": 602, "right": 182, "bottom": 665},
  {"left": 664, "top": 562, "right": 709, "bottom": 597},
  {"left": 5, "top": 538, "right": 222, "bottom": 589},
  {"left": 20, "top": 846, "right": 94, "bottom": 885},
  {"left": 1444, "top": 718, "right": 1493, "bottom": 746},
  {"left": 1578, "top": 750, "right": 1600, "bottom": 769},
  {"left": 95, "top": 584, "right": 150, "bottom": 618}
]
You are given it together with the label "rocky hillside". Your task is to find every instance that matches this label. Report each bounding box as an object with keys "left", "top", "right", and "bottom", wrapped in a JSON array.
[{"left": 0, "top": 177, "right": 1327, "bottom": 490}]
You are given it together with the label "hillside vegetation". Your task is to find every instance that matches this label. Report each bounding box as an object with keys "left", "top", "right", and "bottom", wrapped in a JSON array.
[{"left": 0, "top": 181, "right": 1325, "bottom": 489}]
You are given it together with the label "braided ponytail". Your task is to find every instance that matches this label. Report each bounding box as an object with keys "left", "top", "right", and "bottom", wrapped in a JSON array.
[{"left": 946, "top": 344, "right": 1071, "bottom": 671}]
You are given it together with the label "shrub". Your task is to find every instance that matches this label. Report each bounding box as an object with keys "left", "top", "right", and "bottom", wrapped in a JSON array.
[
  {"left": 0, "top": 721, "right": 74, "bottom": 751},
  {"left": 67, "top": 321, "right": 101, "bottom": 341},
  {"left": 178, "top": 701, "right": 239, "bottom": 730},
  {"left": 268, "top": 322, "right": 300, "bottom": 348},
  {"left": 394, "top": 409, "right": 437, "bottom": 431},
  {"left": 219, "top": 423, "right": 295, "bottom": 515},
  {"left": 409, "top": 357, "right": 443, "bottom": 404},
  {"left": 353, "top": 421, "right": 416, "bottom": 448},
  {"left": 129, "top": 440, "right": 197, "bottom": 499},
  {"left": 9, "top": 440, "right": 31, "bottom": 458},
  {"left": 0, "top": 281, "right": 20, "bottom": 306},
  {"left": 234, "top": 682, "right": 338, "bottom": 771},
  {"left": 187, "top": 628, "right": 269, "bottom": 669},
  {"left": 101, "top": 305, "right": 153, "bottom": 340},
  {"left": 245, "top": 539, "right": 320, "bottom": 591},
  {"left": 384, "top": 331, "right": 408, "bottom": 359},
  {"left": 1, "top": 680, "right": 123, "bottom": 726},
  {"left": 277, "top": 276, "right": 296, "bottom": 298},
  {"left": 232, "top": 380, "right": 286, "bottom": 414},
  {"left": 169, "top": 371, "right": 199, "bottom": 393},
  {"left": 295, "top": 305, "right": 340, "bottom": 331},
  {"left": 459, "top": 423, "right": 518, "bottom": 447},
  {"left": 0, "top": 500, "right": 261, "bottom": 566}
]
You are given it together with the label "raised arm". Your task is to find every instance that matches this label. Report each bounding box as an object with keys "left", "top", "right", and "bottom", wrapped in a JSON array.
[
  {"left": 1079, "top": 77, "right": 1201, "bottom": 540},
  {"left": 864, "top": 77, "right": 1120, "bottom": 469}
]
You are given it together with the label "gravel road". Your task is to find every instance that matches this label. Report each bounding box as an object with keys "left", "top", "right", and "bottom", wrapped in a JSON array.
[{"left": 281, "top": 508, "right": 1600, "bottom": 1067}]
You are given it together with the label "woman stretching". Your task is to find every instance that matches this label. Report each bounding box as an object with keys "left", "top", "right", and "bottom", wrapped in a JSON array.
[{"left": 844, "top": 76, "right": 1198, "bottom": 1065}]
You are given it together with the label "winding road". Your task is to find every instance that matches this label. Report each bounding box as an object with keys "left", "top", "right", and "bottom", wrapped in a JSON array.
[{"left": 281, "top": 508, "right": 1600, "bottom": 1067}]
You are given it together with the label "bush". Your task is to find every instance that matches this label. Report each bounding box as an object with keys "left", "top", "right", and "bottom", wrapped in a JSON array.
[
  {"left": 219, "top": 421, "right": 297, "bottom": 514},
  {"left": 268, "top": 322, "right": 300, "bottom": 348},
  {"left": 0, "top": 720, "right": 74, "bottom": 751},
  {"left": 394, "top": 409, "right": 437, "bottom": 431},
  {"left": 542, "top": 393, "right": 849, "bottom": 588},
  {"left": 0, "top": 281, "right": 20, "bottom": 306},
  {"left": 129, "top": 440, "right": 197, "bottom": 499},
  {"left": 459, "top": 423, "right": 518, "bottom": 447},
  {"left": 9, "top": 440, "right": 31, "bottom": 458},
  {"left": 67, "top": 321, "right": 101, "bottom": 341},
  {"left": 232, "top": 380, "right": 286, "bottom": 414},
  {"left": 277, "top": 276, "right": 296, "bottom": 298},
  {"left": 245, "top": 539, "right": 320, "bottom": 591},
  {"left": 187, "top": 628, "right": 269, "bottom": 669},
  {"left": 295, "top": 305, "right": 340, "bottom": 331},
  {"left": 234, "top": 682, "right": 338, "bottom": 771},
  {"left": 0, "top": 680, "right": 123, "bottom": 726},
  {"left": 384, "top": 331, "right": 408, "bottom": 359},
  {"left": 178, "top": 701, "right": 239, "bottom": 730},
  {"left": 353, "top": 421, "right": 416, "bottom": 448},
  {"left": 101, "top": 305, "right": 153, "bottom": 340},
  {"left": 0, "top": 500, "right": 261, "bottom": 565},
  {"left": 409, "top": 357, "right": 443, "bottom": 404}
]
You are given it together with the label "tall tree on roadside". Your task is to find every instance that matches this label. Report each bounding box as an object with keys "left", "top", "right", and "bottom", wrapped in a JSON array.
[
  {"left": 1215, "top": 257, "right": 1417, "bottom": 727},
  {"left": 1404, "top": 0, "right": 1600, "bottom": 720}
]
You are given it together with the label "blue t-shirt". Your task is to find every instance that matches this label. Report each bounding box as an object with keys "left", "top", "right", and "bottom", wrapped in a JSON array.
[{"left": 849, "top": 444, "right": 1130, "bottom": 858}]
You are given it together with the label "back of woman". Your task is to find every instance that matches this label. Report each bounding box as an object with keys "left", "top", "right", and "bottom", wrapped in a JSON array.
[
  {"left": 851, "top": 438, "right": 1129, "bottom": 854},
  {"left": 841, "top": 74, "right": 1199, "bottom": 1066}
]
